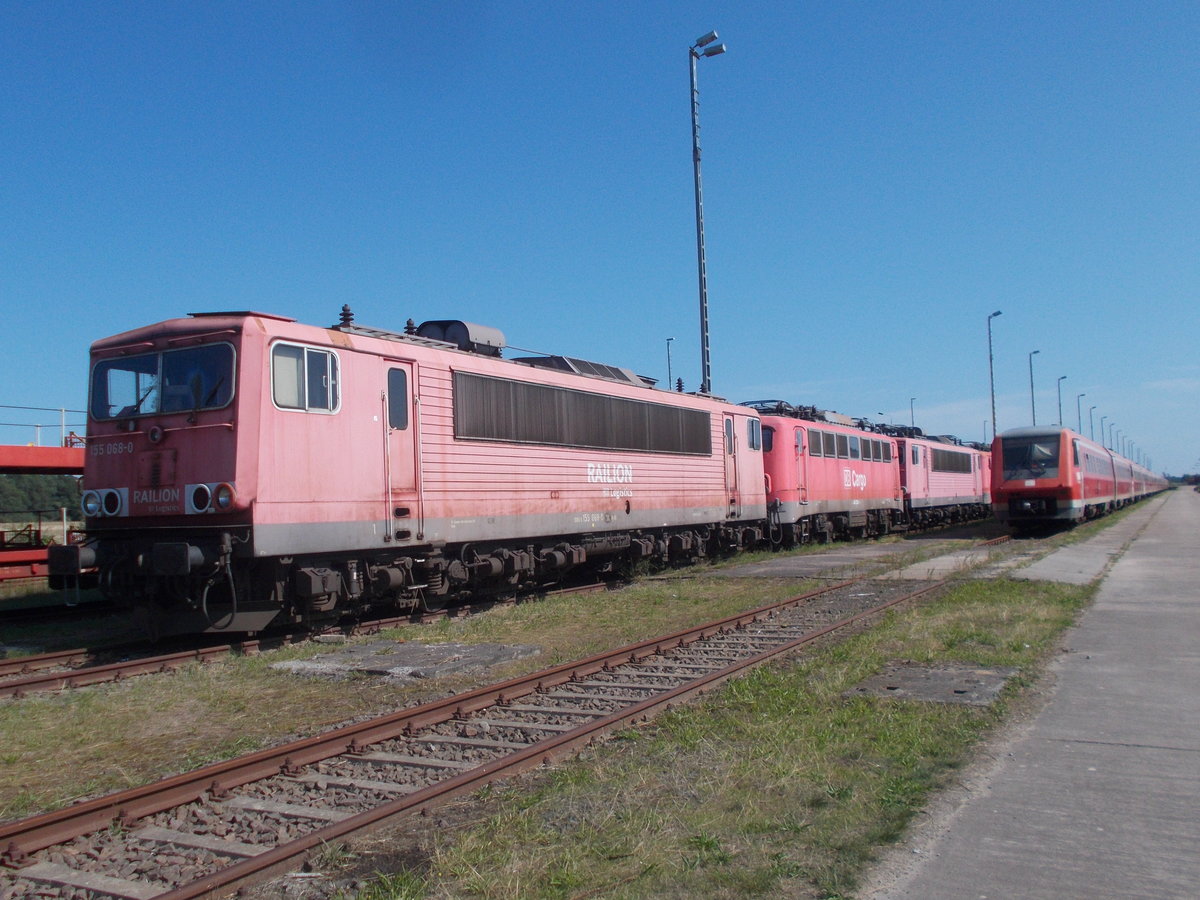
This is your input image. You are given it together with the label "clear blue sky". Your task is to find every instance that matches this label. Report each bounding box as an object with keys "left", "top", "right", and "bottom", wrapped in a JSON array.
[{"left": 2, "top": 2, "right": 1197, "bottom": 474}]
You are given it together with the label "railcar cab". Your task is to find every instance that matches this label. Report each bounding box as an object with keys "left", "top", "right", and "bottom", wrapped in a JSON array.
[{"left": 992, "top": 426, "right": 1105, "bottom": 526}]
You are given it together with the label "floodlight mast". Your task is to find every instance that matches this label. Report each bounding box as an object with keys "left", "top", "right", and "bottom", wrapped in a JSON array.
[{"left": 690, "top": 31, "right": 726, "bottom": 395}]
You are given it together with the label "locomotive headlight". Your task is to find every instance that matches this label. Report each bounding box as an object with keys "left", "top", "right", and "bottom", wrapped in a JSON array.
[
  {"left": 81, "top": 491, "right": 103, "bottom": 517},
  {"left": 101, "top": 490, "right": 123, "bottom": 517},
  {"left": 190, "top": 483, "right": 212, "bottom": 514},
  {"left": 213, "top": 482, "right": 236, "bottom": 511}
]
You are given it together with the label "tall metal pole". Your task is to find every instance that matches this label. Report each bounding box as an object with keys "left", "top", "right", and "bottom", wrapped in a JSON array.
[
  {"left": 909, "top": 398, "right": 915, "bottom": 428},
  {"left": 1076, "top": 393, "right": 1086, "bottom": 434},
  {"left": 1089, "top": 406, "right": 1096, "bottom": 441},
  {"left": 1100, "top": 415, "right": 1107, "bottom": 446},
  {"left": 666, "top": 337, "right": 675, "bottom": 390},
  {"left": 1028, "top": 350, "right": 1040, "bottom": 425},
  {"left": 690, "top": 31, "right": 725, "bottom": 395},
  {"left": 987, "top": 310, "right": 1001, "bottom": 437},
  {"left": 1056, "top": 376, "right": 1066, "bottom": 425}
]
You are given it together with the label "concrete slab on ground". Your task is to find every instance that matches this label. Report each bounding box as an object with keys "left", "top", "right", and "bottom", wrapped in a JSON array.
[{"left": 1006, "top": 493, "right": 1168, "bottom": 584}]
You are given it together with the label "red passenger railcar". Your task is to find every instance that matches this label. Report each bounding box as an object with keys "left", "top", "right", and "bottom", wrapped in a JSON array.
[
  {"left": 991, "top": 426, "right": 1166, "bottom": 528},
  {"left": 51, "top": 310, "right": 766, "bottom": 635}
]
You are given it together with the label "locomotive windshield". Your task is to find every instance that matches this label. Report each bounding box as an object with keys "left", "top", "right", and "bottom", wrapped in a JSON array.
[
  {"left": 90, "top": 343, "right": 235, "bottom": 420},
  {"left": 1000, "top": 435, "right": 1060, "bottom": 480}
]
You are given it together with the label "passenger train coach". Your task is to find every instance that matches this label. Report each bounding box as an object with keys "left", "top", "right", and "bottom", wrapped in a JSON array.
[{"left": 991, "top": 426, "right": 1167, "bottom": 528}]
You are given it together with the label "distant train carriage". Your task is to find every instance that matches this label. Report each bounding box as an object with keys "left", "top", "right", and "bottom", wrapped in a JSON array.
[
  {"left": 991, "top": 426, "right": 1166, "bottom": 528},
  {"left": 51, "top": 310, "right": 767, "bottom": 636}
]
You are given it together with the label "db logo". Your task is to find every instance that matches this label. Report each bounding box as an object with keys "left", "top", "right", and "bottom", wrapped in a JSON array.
[{"left": 843, "top": 468, "right": 867, "bottom": 491}]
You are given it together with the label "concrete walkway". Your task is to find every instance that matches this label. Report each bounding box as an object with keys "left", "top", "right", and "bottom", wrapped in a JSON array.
[{"left": 865, "top": 488, "right": 1200, "bottom": 900}]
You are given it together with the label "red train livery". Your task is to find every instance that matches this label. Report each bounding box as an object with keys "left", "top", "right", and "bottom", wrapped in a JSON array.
[
  {"left": 750, "top": 403, "right": 990, "bottom": 544},
  {"left": 50, "top": 310, "right": 766, "bottom": 635},
  {"left": 991, "top": 426, "right": 1166, "bottom": 528}
]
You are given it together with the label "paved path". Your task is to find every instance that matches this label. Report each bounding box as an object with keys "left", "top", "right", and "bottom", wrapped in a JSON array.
[{"left": 864, "top": 489, "right": 1200, "bottom": 900}]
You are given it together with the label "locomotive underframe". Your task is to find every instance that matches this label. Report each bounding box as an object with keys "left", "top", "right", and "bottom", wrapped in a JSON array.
[{"left": 50, "top": 518, "right": 767, "bottom": 638}]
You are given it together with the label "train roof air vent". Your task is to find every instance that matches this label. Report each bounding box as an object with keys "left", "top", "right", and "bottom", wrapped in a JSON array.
[{"left": 512, "top": 355, "right": 645, "bottom": 387}]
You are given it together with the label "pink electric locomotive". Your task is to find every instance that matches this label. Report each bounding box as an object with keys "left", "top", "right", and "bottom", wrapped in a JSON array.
[
  {"left": 895, "top": 434, "right": 991, "bottom": 527},
  {"left": 751, "top": 403, "right": 902, "bottom": 543},
  {"left": 749, "top": 403, "right": 992, "bottom": 543},
  {"left": 991, "top": 426, "right": 1167, "bottom": 528},
  {"left": 50, "top": 309, "right": 766, "bottom": 635}
]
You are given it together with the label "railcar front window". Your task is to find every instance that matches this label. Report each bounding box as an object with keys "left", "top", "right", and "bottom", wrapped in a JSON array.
[
  {"left": 1001, "top": 437, "right": 1060, "bottom": 479},
  {"left": 91, "top": 344, "right": 235, "bottom": 420}
]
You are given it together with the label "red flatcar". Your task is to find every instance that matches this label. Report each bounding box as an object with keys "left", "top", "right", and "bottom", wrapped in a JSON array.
[
  {"left": 50, "top": 310, "right": 766, "bottom": 635},
  {"left": 991, "top": 426, "right": 1167, "bottom": 528}
]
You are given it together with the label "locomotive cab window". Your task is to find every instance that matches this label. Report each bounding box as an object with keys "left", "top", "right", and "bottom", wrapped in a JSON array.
[
  {"left": 911, "top": 446, "right": 920, "bottom": 466},
  {"left": 849, "top": 436, "right": 860, "bottom": 460},
  {"left": 91, "top": 343, "right": 235, "bottom": 420},
  {"left": 762, "top": 425, "right": 775, "bottom": 453},
  {"left": 747, "top": 418, "right": 762, "bottom": 451},
  {"left": 272, "top": 343, "right": 340, "bottom": 413},
  {"left": 795, "top": 429, "right": 804, "bottom": 455}
]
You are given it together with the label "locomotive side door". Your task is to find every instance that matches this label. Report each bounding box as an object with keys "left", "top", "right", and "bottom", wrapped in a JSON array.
[
  {"left": 795, "top": 426, "right": 809, "bottom": 503},
  {"left": 724, "top": 416, "right": 739, "bottom": 517},
  {"left": 381, "top": 360, "right": 420, "bottom": 542}
]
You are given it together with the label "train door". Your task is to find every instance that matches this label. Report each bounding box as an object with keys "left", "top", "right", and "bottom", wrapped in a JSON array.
[
  {"left": 795, "top": 426, "right": 809, "bottom": 502},
  {"left": 381, "top": 360, "right": 420, "bottom": 542},
  {"left": 907, "top": 442, "right": 929, "bottom": 501},
  {"left": 724, "top": 416, "right": 739, "bottom": 517}
]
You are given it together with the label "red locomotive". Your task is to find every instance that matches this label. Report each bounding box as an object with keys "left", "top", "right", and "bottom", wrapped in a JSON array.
[
  {"left": 50, "top": 309, "right": 767, "bottom": 635},
  {"left": 991, "top": 426, "right": 1167, "bottom": 528},
  {"left": 748, "top": 402, "right": 991, "bottom": 544}
]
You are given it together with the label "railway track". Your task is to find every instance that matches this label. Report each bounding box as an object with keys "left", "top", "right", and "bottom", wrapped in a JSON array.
[{"left": 0, "top": 576, "right": 943, "bottom": 899}]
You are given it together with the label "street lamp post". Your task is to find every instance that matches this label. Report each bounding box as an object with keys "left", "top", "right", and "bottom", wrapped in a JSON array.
[
  {"left": 1028, "top": 350, "right": 1041, "bottom": 425},
  {"left": 909, "top": 398, "right": 915, "bottom": 428},
  {"left": 666, "top": 337, "right": 675, "bottom": 391},
  {"left": 689, "top": 30, "right": 726, "bottom": 396},
  {"left": 1109, "top": 422, "right": 1117, "bottom": 450},
  {"left": 1088, "top": 406, "right": 1096, "bottom": 441},
  {"left": 1056, "top": 376, "right": 1066, "bottom": 425},
  {"left": 1100, "top": 415, "right": 1107, "bottom": 447},
  {"left": 1076, "top": 393, "right": 1086, "bottom": 433},
  {"left": 987, "top": 310, "right": 1002, "bottom": 436}
]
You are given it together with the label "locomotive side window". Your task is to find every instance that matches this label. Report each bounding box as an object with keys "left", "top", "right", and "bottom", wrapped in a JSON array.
[
  {"left": 387, "top": 368, "right": 409, "bottom": 430},
  {"left": 272, "top": 343, "right": 340, "bottom": 413},
  {"left": 747, "top": 418, "right": 762, "bottom": 451},
  {"left": 725, "top": 419, "right": 735, "bottom": 454},
  {"left": 810, "top": 430, "right": 822, "bottom": 457},
  {"left": 836, "top": 434, "right": 849, "bottom": 459},
  {"left": 823, "top": 432, "right": 836, "bottom": 457},
  {"left": 911, "top": 445, "right": 920, "bottom": 466},
  {"left": 883, "top": 442, "right": 892, "bottom": 462},
  {"left": 91, "top": 343, "right": 235, "bottom": 420},
  {"left": 762, "top": 425, "right": 775, "bottom": 453},
  {"left": 849, "top": 436, "right": 860, "bottom": 460}
]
